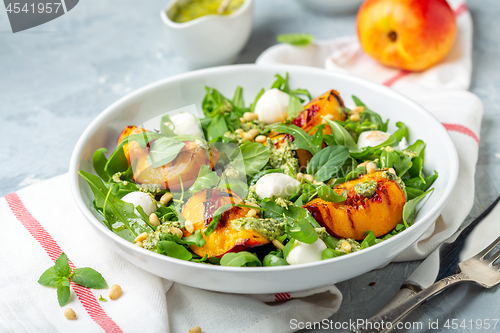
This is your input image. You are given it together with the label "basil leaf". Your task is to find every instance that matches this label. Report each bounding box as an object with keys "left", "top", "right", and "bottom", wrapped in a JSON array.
[
  {"left": 219, "top": 179, "right": 248, "bottom": 199},
  {"left": 220, "top": 251, "right": 262, "bottom": 267},
  {"left": 190, "top": 165, "right": 220, "bottom": 193},
  {"left": 71, "top": 268, "right": 107, "bottom": 289},
  {"left": 277, "top": 33, "right": 314, "bottom": 46},
  {"left": 263, "top": 251, "right": 289, "bottom": 266},
  {"left": 93, "top": 148, "right": 109, "bottom": 181},
  {"left": 323, "top": 118, "right": 361, "bottom": 153},
  {"left": 240, "top": 142, "right": 270, "bottom": 176},
  {"left": 286, "top": 218, "right": 318, "bottom": 244},
  {"left": 55, "top": 253, "right": 71, "bottom": 278},
  {"left": 207, "top": 115, "right": 229, "bottom": 141},
  {"left": 287, "top": 94, "right": 304, "bottom": 119},
  {"left": 322, "top": 248, "right": 346, "bottom": 260},
  {"left": 361, "top": 230, "right": 377, "bottom": 249},
  {"left": 146, "top": 137, "right": 185, "bottom": 168},
  {"left": 160, "top": 114, "right": 177, "bottom": 136},
  {"left": 317, "top": 184, "right": 347, "bottom": 203},
  {"left": 157, "top": 241, "right": 193, "bottom": 261},
  {"left": 267, "top": 124, "right": 318, "bottom": 155},
  {"left": 403, "top": 189, "right": 434, "bottom": 227},
  {"left": 38, "top": 267, "right": 59, "bottom": 287},
  {"left": 261, "top": 200, "right": 305, "bottom": 220},
  {"left": 307, "top": 146, "right": 350, "bottom": 182},
  {"left": 57, "top": 284, "right": 70, "bottom": 306}
]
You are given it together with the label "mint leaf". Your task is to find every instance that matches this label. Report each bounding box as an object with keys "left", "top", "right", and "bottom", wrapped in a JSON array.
[
  {"left": 38, "top": 267, "right": 59, "bottom": 287},
  {"left": 147, "top": 137, "right": 185, "bottom": 168},
  {"left": 55, "top": 253, "right": 71, "bottom": 277},
  {"left": 277, "top": 33, "right": 314, "bottom": 46},
  {"left": 71, "top": 268, "right": 107, "bottom": 289},
  {"left": 57, "top": 284, "right": 70, "bottom": 306}
]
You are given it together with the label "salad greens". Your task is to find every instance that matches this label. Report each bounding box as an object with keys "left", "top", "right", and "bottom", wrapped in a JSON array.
[{"left": 79, "top": 72, "right": 438, "bottom": 267}]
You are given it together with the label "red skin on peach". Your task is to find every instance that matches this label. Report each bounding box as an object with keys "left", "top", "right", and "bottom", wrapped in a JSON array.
[{"left": 357, "top": 0, "right": 457, "bottom": 71}]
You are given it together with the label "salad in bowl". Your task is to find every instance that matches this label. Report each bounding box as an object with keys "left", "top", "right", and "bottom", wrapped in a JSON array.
[{"left": 78, "top": 73, "right": 437, "bottom": 268}]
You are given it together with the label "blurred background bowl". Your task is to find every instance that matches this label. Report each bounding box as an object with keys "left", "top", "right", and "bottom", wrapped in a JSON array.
[
  {"left": 296, "top": 0, "right": 364, "bottom": 15},
  {"left": 160, "top": 0, "right": 254, "bottom": 69}
]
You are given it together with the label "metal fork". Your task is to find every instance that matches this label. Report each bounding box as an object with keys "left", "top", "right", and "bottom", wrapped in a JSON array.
[{"left": 352, "top": 235, "right": 500, "bottom": 333}]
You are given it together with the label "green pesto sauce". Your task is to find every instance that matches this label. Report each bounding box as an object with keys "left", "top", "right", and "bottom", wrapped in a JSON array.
[
  {"left": 335, "top": 238, "right": 361, "bottom": 254},
  {"left": 381, "top": 170, "right": 406, "bottom": 193},
  {"left": 231, "top": 217, "right": 285, "bottom": 241},
  {"left": 268, "top": 137, "right": 299, "bottom": 173},
  {"left": 136, "top": 183, "right": 162, "bottom": 195},
  {"left": 241, "top": 120, "right": 265, "bottom": 132},
  {"left": 142, "top": 221, "right": 182, "bottom": 251},
  {"left": 172, "top": 0, "right": 245, "bottom": 23},
  {"left": 354, "top": 180, "right": 378, "bottom": 198},
  {"left": 224, "top": 131, "right": 249, "bottom": 145}
]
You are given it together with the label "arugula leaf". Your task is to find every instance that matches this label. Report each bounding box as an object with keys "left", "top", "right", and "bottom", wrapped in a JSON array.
[
  {"left": 147, "top": 137, "right": 185, "bottom": 168},
  {"left": 407, "top": 139, "right": 426, "bottom": 159},
  {"left": 204, "top": 203, "right": 233, "bottom": 237},
  {"left": 285, "top": 218, "right": 318, "bottom": 244},
  {"left": 380, "top": 150, "right": 399, "bottom": 169},
  {"left": 310, "top": 124, "right": 325, "bottom": 153},
  {"left": 323, "top": 118, "right": 361, "bottom": 153},
  {"left": 402, "top": 189, "right": 434, "bottom": 227},
  {"left": 307, "top": 146, "right": 350, "bottom": 182},
  {"left": 93, "top": 148, "right": 109, "bottom": 181},
  {"left": 240, "top": 142, "right": 270, "bottom": 176},
  {"left": 317, "top": 185, "right": 347, "bottom": 203},
  {"left": 352, "top": 95, "right": 389, "bottom": 132},
  {"left": 322, "top": 248, "right": 346, "bottom": 260},
  {"left": 277, "top": 33, "right": 314, "bottom": 46},
  {"left": 160, "top": 114, "right": 177, "bottom": 136},
  {"left": 99, "top": 296, "right": 107, "bottom": 302},
  {"left": 70, "top": 268, "right": 107, "bottom": 289},
  {"left": 267, "top": 124, "right": 318, "bottom": 155},
  {"left": 378, "top": 122, "right": 408, "bottom": 147},
  {"left": 232, "top": 86, "right": 245, "bottom": 109},
  {"left": 290, "top": 88, "right": 312, "bottom": 102},
  {"left": 408, "top": 156, "right": 425, "bottom": 182},
  {"left": 394, "top": 155, "right": 413, "bottom": 178},
  {"left": 57, "top": 284, "right": 71, "bottom": 306},
  {"left": 360, "top": 230, "right": 377, "bottom": 249},
  {"left": 263, "top": 251, "right": 289, "bottom": 266},
  {"left": 282, "top": 238, "right": 296, "bottom": 260},
  {"left": 404, "top": 171, "right": 438, "bottom": 191},
  {"left": 182, "top": 229, "right": 207, "bottom": 248},
  {"left": 287, "top": 94, "right": 304, "bottom": 119},
  {"left": 250, "top": 88, "right": 265, "bottom": 113},
  {"left": 207, "top": 115, "right": 229, "bottom": 141},
  {"left": 405, "top": 187, "right": 425, "bottom": 200},
  {"left": 220, "top": 251, "right": 262, "bottom": 267},
  {"left": 189, "top": 165, "right": 220, "bottom": 193},
  {"left": 271, "top": 73, "right": 290, "bottom": 93},
  {"left": 38, "top": 267, "right": 59, "bottom": 287},
  {"left": 55, "top": 253, "right": 71, "bottom": 278},
  {"left": 157, "top": 241, "right": 193, "bottom": 261}
]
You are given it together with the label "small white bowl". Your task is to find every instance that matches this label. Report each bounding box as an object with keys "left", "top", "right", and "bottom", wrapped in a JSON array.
[
  {"left": 70, "top": 64, "right": 458, "bottom": 294},
  {"left": 296, "top": 0, "right": 364, "bottom": 15},
  {"left": 160, "top": 0, "right": 254, "bottom": 69}
]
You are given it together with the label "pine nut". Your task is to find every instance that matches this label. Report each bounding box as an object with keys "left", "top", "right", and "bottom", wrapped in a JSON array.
[
  {"left": 358, "top": 161, "right": 369, "bottom": 168},
  {"left": 134, "top": 241, "right": 143, "bottom": 247},
  {"left": 304, "top": 174, "right": 314, "bottom": 183},
  {"left": 170, "top": 227, "right": 183, "bottom": 238},
  {"left": 254, "top": 135, "right": 266, "bottom": 143},
  {"left": 109, "top": 284, "right": 122, "bottom": 300},
  {"left": 240, "top": 117, "right": 246, "bottom": 123},
  {"left": 340, "top": 241, "right": 352, "bottom": 253},
  {"left": 160, "top": 192, "right": 173, "bottom": 205},
  {"left": 272, "top": 239, "right": 285, "bottom": 251},
  {"left": 243, "top": 112, "right": 258, "bottom": 121},
  {"left": 243, "top": 132, "right": 253, "bottom": 141},
  {"left": 325, "top": 114, "right": 335, "bottom": 120},
  {"left": 248, "top": 128, "right": 259, "bottom": 137},
  {"left": 313, "top": 180, "right": 324, "bottom": 185},
  {"left": 247, "top": 209, "right": 258, "bottom": 217},
  {"left": 64, "top": 308, "right": 76, "bottom": 320},
  {"left": 188, "top": 327, "right": 202, "bottom": 333},
  {"left": 184, "top": 220, "right": 194, "bottom": 233},
  {"left": 352, "top": 106, "right": 365, "bottom": 114},
  {"left": 235, "top": 128, "right": 244, "bottom": 134},
  {"left": 149, "top": 213, "right": 160, "bottom": 226},
  {"left": 134, "top": 232, "right": 148, "bottom": 243},
  {"left": 296, "top": 173, "right": 304, "bottom": 181},
  {"left": 244, "top": 201, "right": 261, "bottom": 213},
  {"left": 366, "top": 162, "right": 377, "bottom": 174},
  {"left": 350, "top": 114, "right": 360, "bottom": 122},
  {"left": 388, "top": 168, "right": 396, "bottom": 175}
]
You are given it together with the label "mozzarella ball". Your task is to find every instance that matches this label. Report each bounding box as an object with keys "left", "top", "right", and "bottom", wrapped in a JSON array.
[
  {"left": 255, "top": 173, "right": 300, "bottom": 199},
  {"left": 286, "top": 238, "right": 327, "bottom": 265},
  {"left": 121, "top": 191, "right": 157, "bottom": 216},
  {"left": 254, "top": 88, "right": 290, "bottom": 124},
  {"left": 169, "top": 113, "right": 204, "bottom": 138},
  {"left": 357, "top": 130, "right": 391, "bottom": 148}
]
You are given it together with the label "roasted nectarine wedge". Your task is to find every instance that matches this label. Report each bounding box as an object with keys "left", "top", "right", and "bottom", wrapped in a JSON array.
[
  {"left": 117, "top": 126, "right": 220, "bottom": 191},
  {"left": 304, "top": 171, "right": 406, "bottom": 240},
  {"left": 182, "top": 189, "right": 269, "bottom": 258},
  {"left": 292, "top": 90, "right": 346, "bottom": 135}
]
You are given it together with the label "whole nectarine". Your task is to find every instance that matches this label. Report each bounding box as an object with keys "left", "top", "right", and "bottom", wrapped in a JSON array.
[{"left": 357, "top": 0, "right": 457, "bottom": 71}]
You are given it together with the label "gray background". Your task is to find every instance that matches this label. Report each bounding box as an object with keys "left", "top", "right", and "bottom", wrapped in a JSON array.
[{"left": 1, "top": 0, "right": 499, "bottom": 332}]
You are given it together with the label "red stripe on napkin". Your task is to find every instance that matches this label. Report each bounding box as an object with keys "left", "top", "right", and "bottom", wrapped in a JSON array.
[
  {"left": 274, "top": 292, "right": 291, "bottom": 302},
  {"left": 442, "top": 123, "right": 479, "bottom": 144},
  {"left": 5, "top": 193, "right": 123, "bottom": 333},
  {"left": 454, "top": 3, "right": 468, "bottom": 17}
]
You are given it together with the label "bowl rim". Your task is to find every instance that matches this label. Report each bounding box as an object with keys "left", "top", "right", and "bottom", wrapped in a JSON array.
[
  {"left": 69, "top": 63, "right": 459, "bottom": 273},
  {"left": 160, "top": 0, "right": 253, "bottom": 28}
]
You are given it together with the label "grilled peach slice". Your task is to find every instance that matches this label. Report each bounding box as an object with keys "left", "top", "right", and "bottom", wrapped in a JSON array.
[
  {"left": 304, "top": 171, "right": 406, "bottom": 240},
  {"left": 182, "top": 189, "right": 269, "bottom": 258},
  {"left": 117, "top": 126, "right": 220, "bottom": 191},
  {"left": 292, "top": 90, "right": 346, "bottom": 135}
]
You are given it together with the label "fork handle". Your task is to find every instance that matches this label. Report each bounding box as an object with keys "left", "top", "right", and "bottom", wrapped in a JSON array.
[{"left": 349, "top": 272, "right": 470, "bottom": 333}]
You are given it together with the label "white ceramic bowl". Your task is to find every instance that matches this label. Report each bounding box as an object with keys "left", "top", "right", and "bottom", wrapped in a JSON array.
[
  {"left": 69, "top": 64, "right": 458, "bottom": 294},
  {"left": 296, "top": 0, "right": 364, "bottom": 14},
  {"left": 160, "top": 0, "right": 254, "bottom": 69}
]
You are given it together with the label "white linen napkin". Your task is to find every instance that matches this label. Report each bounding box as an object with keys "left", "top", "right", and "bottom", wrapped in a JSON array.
[
  {"left": 0, "top": 174, "right": 341, "bottom": 333},
  {"left": 256, "top": 0, "right": 483, "bottom": 261}
]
